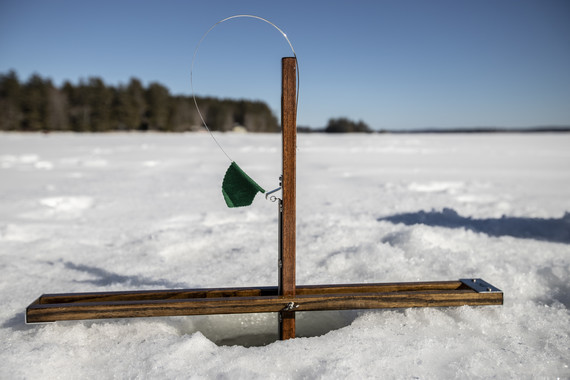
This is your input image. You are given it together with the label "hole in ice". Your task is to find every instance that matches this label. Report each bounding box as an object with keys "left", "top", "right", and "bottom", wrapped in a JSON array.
[{"left": 170, "top": 310, "right": 359, "bottom": 347}]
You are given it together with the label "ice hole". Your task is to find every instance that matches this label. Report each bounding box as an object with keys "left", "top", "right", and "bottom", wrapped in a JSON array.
[{"left": 169, "top": 310, "right": 359, "bottom": 347}]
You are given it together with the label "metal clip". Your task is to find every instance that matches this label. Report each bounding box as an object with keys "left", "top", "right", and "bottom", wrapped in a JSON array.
[
  {"left": 265, "top": 186, "right": 282, "bottom": 202},
  {"left": 460, "top": 278, "right": 502, "bottom": 293},
  {"left": 283, "top": 302, "right": 299, "bottom": 311}
]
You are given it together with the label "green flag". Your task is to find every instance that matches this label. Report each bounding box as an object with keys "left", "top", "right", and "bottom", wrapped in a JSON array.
[{"left": 222, "top": 162, "right": 265, "bottom": 208}]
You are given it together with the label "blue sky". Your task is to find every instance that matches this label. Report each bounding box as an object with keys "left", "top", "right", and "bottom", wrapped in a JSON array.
[{"left": 1, "top": 0, "right": 569, "bottom": 130}]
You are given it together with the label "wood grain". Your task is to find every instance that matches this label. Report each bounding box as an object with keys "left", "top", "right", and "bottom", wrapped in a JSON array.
[
  {"left": 280, "top": 57, "right": 297, "bottom": 339},
  {"left": 280, "top": 56, "right": 297, "bottom": 298},
  {"left": 34, "top": 281, "right": 468, "bottom": 305},
  {"left": 26, "top": 286, "right": 502, "bottom": 323},
  {"left": 36, "top": 287, "right": 275, "bottom": 304}
]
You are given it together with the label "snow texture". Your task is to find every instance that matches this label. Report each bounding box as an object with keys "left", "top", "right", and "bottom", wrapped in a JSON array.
[{"left": 1, "top": 132, "right": 569, "bottom": 379}]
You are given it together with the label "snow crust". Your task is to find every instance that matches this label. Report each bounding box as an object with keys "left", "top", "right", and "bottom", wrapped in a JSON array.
[{"left": 1, "top": 132, "right": 569, "bottom": 378}]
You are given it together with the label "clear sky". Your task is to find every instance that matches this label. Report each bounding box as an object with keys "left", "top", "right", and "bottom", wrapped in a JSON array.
[{"left": 1, "top": 0, "right": 569, "bottom": 130}]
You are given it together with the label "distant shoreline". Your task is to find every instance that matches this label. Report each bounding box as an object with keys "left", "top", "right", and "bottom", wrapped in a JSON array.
[
  {"left": 377, "top": 126, "right": 570, "bottom": 134},
  {"left": 1, "top": 126, "right": 569, "bottom": 134},
  {"left": 302, "top": 126, "right": 570, "bottom": 134}
]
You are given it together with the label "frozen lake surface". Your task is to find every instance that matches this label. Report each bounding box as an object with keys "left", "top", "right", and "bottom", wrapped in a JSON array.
[{"left": 1, "top": 132, "right": 569, "bottom": 378}]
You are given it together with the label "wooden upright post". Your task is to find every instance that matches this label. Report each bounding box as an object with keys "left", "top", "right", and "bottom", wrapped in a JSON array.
[{"left": 279, "top": 57, "right": 297, "bottom": 340}]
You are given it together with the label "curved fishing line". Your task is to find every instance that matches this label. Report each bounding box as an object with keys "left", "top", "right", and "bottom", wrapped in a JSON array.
[{"left": 190, "top": 14, "right": 300, "bottom": 162}]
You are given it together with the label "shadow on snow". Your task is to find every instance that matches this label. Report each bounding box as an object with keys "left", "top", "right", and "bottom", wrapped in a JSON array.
[
  {"left": 378, "top": 208, "right": 570, "bottom": 244},
  {"left": 64, "top": 261, "right": 187, "bottom": 288}
]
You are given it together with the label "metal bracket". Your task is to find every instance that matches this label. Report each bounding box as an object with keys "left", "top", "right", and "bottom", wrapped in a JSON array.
[
  {"left": 283, "top": 302, "right": 299, "bottom": 311},
  {"left": 266, "top": 175, "right": 283, "bottom": 202},
  {"left": 265, "top": 186, "right": 282, "bottom": 202},
  {"left": 460, "top": 278, "right": 502, "bottom": 293}
]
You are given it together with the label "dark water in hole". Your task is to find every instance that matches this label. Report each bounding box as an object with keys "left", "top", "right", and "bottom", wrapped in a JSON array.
[{"left": 185, "top": 310, "right": 360, "bottom": 347}]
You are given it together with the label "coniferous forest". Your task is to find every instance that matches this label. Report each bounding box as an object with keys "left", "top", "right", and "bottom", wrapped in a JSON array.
[
  {"left": 2, "top": 71, "right": 568, "bottom": 134},
  {"left": 0, "top": 71, "right": 279, "bottom": 133}
]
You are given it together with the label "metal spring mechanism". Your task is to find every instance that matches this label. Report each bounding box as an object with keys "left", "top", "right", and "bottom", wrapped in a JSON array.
[{"left": 266, "top": 175, "right": 282, "bottom": 202}]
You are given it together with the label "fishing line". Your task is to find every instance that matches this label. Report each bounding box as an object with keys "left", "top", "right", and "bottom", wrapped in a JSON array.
[{"left": 190, "top": 14, "right": 300, "bottom": 163}]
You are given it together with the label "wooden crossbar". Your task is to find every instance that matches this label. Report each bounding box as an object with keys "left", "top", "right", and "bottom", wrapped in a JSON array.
[{"left": 26, "top": 280, "right": 502, "bottom": 323}]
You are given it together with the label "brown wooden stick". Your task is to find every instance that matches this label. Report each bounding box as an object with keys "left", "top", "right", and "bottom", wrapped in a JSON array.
[
  {"left": 26, "top": 287, "right": 502, "bottom": 323},
  {"left": 34, "top": 281, "right": 467, "bottom": 305},
  {"left": 279, "top": 57, "right": 297, "bottom": 339}
]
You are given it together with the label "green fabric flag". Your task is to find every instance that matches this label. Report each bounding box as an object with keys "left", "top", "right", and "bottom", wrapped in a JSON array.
[{"left": 222, "top": 162, "right": 265, "bottom": 208}]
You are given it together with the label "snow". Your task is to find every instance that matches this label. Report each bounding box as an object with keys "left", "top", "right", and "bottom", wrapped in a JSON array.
[{"left": 1, "top": 132, "right": 569, "bottom": 378}]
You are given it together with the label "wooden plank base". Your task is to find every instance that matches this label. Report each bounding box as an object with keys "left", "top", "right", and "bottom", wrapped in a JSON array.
[{"left": 26, "top": 280, "right": 502, "bottom": 324}]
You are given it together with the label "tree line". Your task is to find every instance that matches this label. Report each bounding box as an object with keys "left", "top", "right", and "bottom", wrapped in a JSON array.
[
  {"left": 0, "top": 71, "right": 279, "bottom": 133},
  {"left": 323, "top": 117, "right": 371, "bottom": 133}
]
